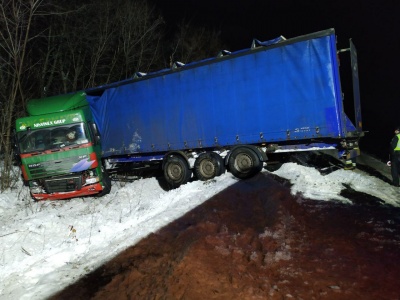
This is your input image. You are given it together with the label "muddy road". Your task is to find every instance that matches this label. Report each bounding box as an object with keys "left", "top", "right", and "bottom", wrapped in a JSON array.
[{"left": 52, "top": 170, "right": 400, "bottom": 300}]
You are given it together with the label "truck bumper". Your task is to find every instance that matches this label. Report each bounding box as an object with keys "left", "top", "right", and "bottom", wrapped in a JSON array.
[{"left": 31, "top": 183, "right": 103, "bottom": 201}]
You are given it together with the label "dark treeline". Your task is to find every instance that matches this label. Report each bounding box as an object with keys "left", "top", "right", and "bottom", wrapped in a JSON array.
[{"left": 0, "top": 0, "right": 225, "bottom": 190}]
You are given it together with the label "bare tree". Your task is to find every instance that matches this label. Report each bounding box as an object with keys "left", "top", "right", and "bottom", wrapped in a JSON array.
[
  {"left": 0, "top": 0, "right": 45, "bottom": 190},
  {"left": 35, "top": 0, "right": 165, "bottom": 95},
  {"left": 169, "top": 21, "right": 226, "bottom": 66},
  {"left": 113, "top": 0, "right": 164, "bottom": 79}
]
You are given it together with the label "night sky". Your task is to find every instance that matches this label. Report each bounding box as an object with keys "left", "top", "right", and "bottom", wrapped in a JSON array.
[{"left": 152, "top": 0, "right": 399, "bottom": 160}]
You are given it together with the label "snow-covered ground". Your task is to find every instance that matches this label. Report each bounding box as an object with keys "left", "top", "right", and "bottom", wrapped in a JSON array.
[{"left": 1, "top": 156, "right": 399, "bottom": 300}]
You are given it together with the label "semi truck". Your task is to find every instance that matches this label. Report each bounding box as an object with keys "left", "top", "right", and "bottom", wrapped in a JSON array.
[{"left": 14, "top": 28, "right": 363, "bottom": 201}]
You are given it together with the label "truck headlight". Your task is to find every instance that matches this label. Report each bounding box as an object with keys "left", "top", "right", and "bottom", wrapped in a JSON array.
[
  {"left": 85, "top": 176, "right": 99, "bottom": 185},
  {"left": 30, "top": 181, "right": 42, "bottom": 194}
]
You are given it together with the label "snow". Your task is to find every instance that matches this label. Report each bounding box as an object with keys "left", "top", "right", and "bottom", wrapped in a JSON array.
[{"left": 1, "top": 159, "right": 399, "bottom": 300}]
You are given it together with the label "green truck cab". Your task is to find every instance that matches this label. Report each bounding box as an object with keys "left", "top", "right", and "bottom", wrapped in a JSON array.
[{"left": 14, "top": 92, "right": 110, "bottom": 200}]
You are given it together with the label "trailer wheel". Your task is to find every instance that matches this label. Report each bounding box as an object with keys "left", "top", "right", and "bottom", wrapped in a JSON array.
[
  {"left": 194, "top": 153, "right": 221, "bottom": 181},
  {"left": 164, "top": 155, "right": 192, "bottom": 188},
  {"left": 209, "top": 152, "right": 226, "bottom": 176},
  {"left": 228, "top": 147, "right": 262, "bottom": 179}
]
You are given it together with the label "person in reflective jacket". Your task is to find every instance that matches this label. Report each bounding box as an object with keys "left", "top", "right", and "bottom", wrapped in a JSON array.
[{"left": 388, "top": 126, "right": 400, "bottom": 186}]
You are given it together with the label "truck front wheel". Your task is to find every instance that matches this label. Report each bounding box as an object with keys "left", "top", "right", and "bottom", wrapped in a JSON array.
[
  {"left": 164, "top": 155, "right": 192, "bottom": 188},
  {"left": 96, "top": 167, "right": 112, "bottom": 197},
  {"left": 228, "top": 147, "right": 262, "bottom": 179}
]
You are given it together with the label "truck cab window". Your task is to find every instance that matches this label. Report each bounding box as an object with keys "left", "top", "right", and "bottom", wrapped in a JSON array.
[
  {"left": 17, "top": 123, "right": 90, "bottom": 153},
  {"left": 50, "top": 123, "right": 89, "bottom": 147}
]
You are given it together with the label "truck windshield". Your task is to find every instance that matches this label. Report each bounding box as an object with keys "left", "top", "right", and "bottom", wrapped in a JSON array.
[{"left": 17, "top": 123, "right": 90, "bottom": 153}]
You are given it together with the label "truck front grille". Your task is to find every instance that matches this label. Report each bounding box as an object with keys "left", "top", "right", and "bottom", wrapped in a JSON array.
[{"left": 44, "top": 175, "right": 82, "bottom": 193}]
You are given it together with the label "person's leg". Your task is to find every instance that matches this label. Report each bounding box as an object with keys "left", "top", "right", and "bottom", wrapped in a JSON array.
[
  {"left": 392, "top": 154, "right": 400, "bottom": 186},
  {"left": 396, "top": 154, "right": 400, "bottom": 186}
]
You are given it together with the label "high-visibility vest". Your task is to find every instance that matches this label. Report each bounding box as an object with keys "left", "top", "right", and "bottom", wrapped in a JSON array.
[{"left": 395, "top": 134, "right": 400, "bottom": 151}]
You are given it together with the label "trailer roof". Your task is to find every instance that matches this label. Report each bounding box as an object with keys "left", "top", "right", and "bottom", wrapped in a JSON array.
[{"left": 85, "top": 28, "right": 335, "bottom": 96}]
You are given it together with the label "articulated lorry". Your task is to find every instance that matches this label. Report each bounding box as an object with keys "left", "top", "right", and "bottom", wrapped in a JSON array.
[{"left": 14, "top": 28, "right": 363, "bottom": 200}]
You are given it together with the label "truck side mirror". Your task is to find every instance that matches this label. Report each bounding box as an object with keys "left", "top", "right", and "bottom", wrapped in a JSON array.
[{"left": 89, "top": 122, "right": 101, "bottom": 145}]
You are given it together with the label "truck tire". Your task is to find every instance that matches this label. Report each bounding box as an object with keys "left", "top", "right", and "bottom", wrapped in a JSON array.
[
  {"left": 194, "top": 153, "right": 222, "bottom": 181},
  {"left": 96, "top": 167, "right": 112, "bottom": 197},
  {"left": 164, "top": 155, "right": 192, "bottom": 188},
  {"left": 209, "top": 152, "right": 226, "bottom": 176},
  {"left": 228, "top": 147, "right": 262, "bottom": 179}
]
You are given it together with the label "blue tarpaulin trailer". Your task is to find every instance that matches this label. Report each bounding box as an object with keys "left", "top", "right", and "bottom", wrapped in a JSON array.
[
  {"left": 85, "top": 28, "right": 363, "bottom": 187},
  {"left": 87, "top": 29, "right": 361, "bottom": 154},
  {"left": 15, "top": 28, "right": 364, "bottom": 200}
]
